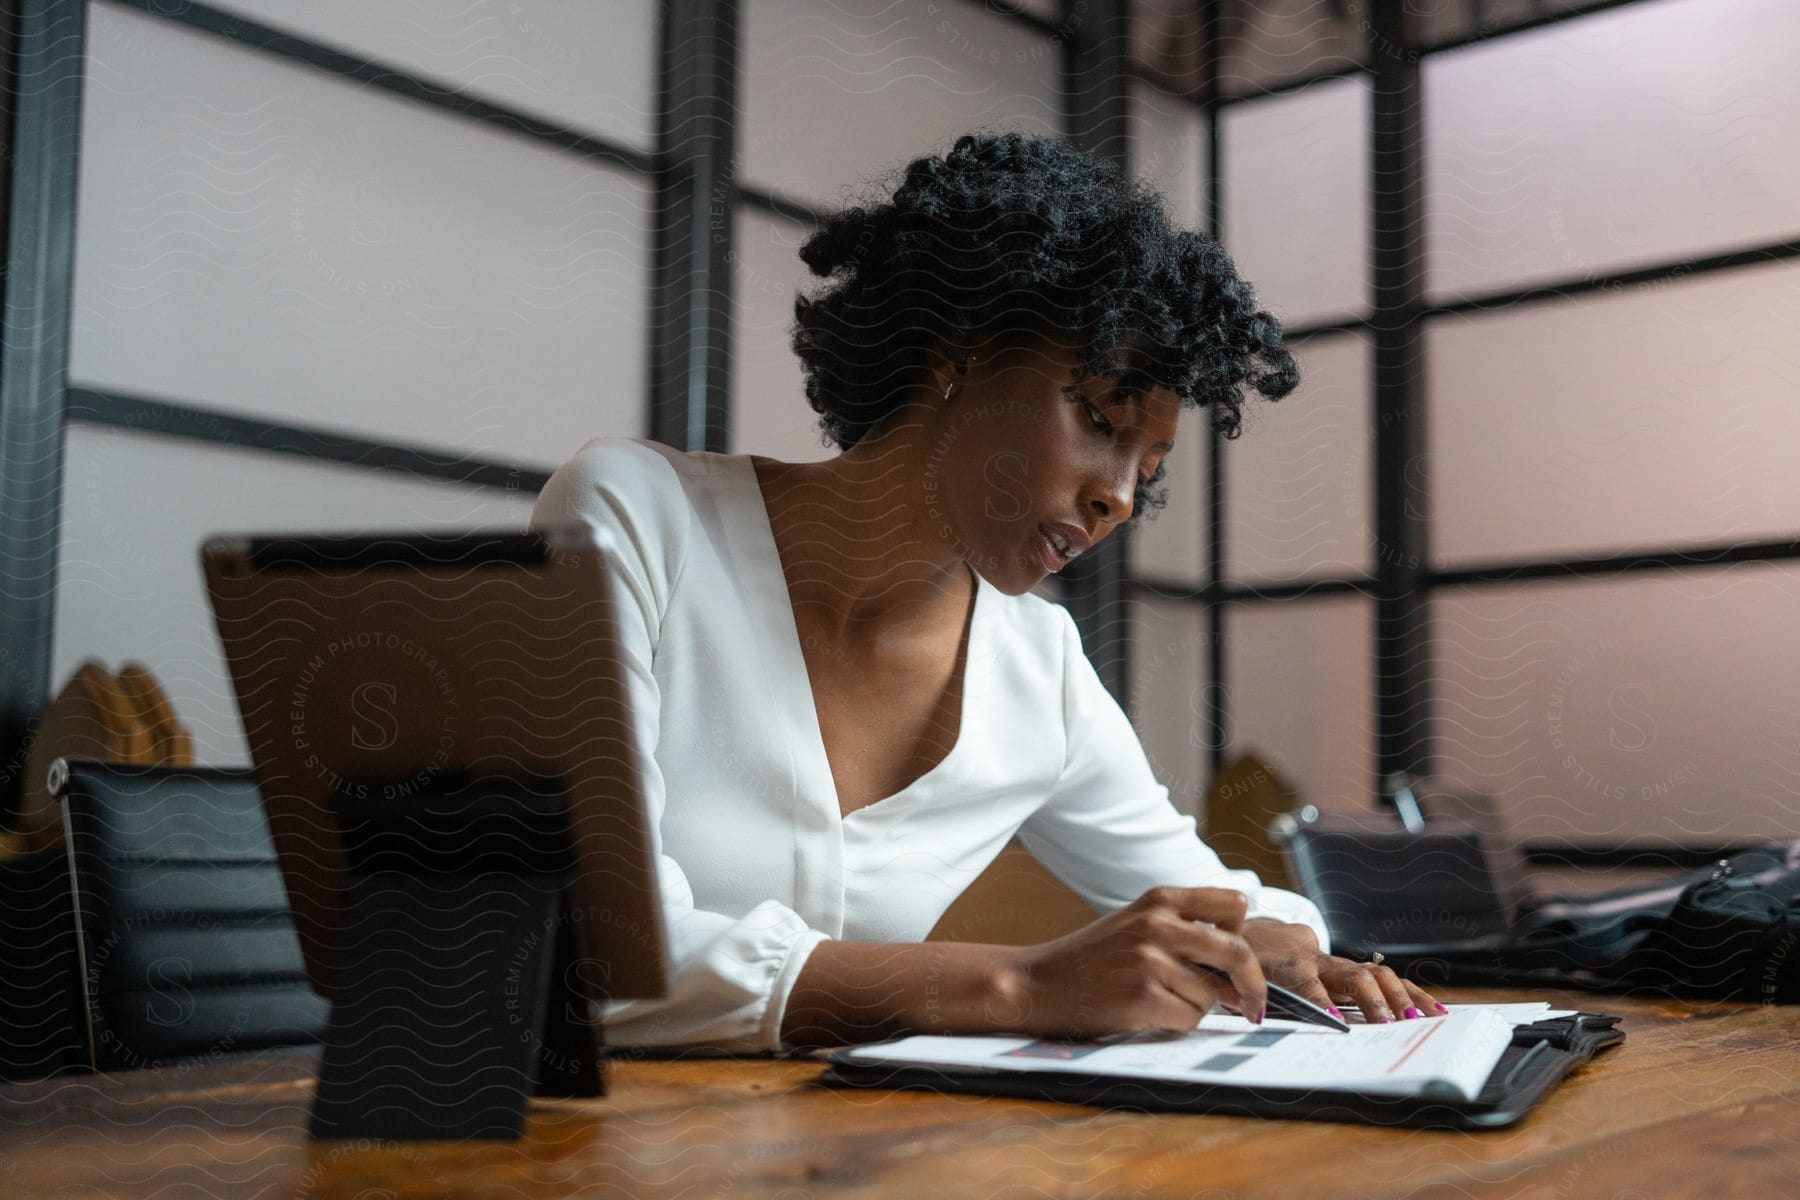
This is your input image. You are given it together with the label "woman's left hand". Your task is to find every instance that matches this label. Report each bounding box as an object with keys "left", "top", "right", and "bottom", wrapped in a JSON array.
[{"left": 1238, "top": 917, "right": 1450, "bottom": 1022}]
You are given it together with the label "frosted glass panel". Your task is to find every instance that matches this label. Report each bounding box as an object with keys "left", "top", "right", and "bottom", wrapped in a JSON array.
[
  {"left": 741, "top": 0, "right": 1061, "bottom": 207},
  {"left": 1425, "top": 0, "right": 1800, "bottom": 300},
  {"left": 1127, "top": 597, "right": 1213, "bottom": 818},
  {"left": 1126, "top": 404, "right": 1209, "bottom": 586},
  {"left": 191, "top": 0, "right": 658, "bottom": 149},
  {"left": 1414, "top": 0, "right": 1611, "bottom": 51},
  {"left": 1220, "top": 77, "right": 1368, "bottom": 326},
  {"left": 1224, "top": 334, "right": 1371, "bottom": 584},
  {"left": 72, "top": 7, "right": 648, "bottom": 469},
  {"left": 1429, "top": 259, "right": 1800, "bottom": 567},
  {"left": 53, "top": 426, "right": 537, "bottom": 765},
  {"left": 1134, "top": 0, "right": 1370, "bottom": 99},
  {"left": 1224, "top": 595, "right": 1372, "bottom": 812},
  {"left": 1435, "top": 568, "right": 1800, "bottom": 845},
  {"left": 1120, "top": 80, "right": 1210, "bottom": 588},
  {"left": 1210, "top": 1, "right": 1366, "bottom": 98},
  {"left": 1128, "top": 78, "right": 1207, "bottom": 231},
  {"left": 729, "top": 208, "right": 835, "bottom": 463}
]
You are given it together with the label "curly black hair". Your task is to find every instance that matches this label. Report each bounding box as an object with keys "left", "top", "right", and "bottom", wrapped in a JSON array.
[{"left": 789, "top": 129, "right": 1299, "bottom": 521}]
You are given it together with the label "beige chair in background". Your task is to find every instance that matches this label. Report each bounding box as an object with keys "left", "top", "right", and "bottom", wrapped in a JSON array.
[
  {"left": 928, "top": 838, "right": 1098, "bottom": 945},
  {"left": 929, "top": 753, "right": 1305, "bottom": 946},
  {"left": 1202, "top": 753, "right": 1301, "bottom": 892}
]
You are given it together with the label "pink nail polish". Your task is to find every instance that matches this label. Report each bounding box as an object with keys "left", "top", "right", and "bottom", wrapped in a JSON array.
[
  {"left": 1404, "top": 1006, "right": 1421, "bottom": 1019},
  {"left": 1380, "top": 1016, "right": 1392, "bottom": 1023},
  {"left": 1434, "top": 1002, "right": 1451, "bottom": 1014},
  {"left": 1326, "top": 1006, "right": 1343, "bottom": 1019},
  {"left": 1257, "top": 1003, "right": 1267, "bottom": 1024}
]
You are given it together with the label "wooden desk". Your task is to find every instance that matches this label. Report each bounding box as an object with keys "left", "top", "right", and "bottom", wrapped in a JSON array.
[{"left": 3, "top": 988, "right": 1795, "bottom": 1199}]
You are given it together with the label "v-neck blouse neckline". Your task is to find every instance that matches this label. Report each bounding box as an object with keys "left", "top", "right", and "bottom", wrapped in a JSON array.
[{"left": 730, "top": 452, "right": 990, "bottom": 824}]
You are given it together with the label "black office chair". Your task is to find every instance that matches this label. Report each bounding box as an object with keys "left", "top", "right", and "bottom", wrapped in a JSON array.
[
  {"left": 0, "top": 844, "right": 86, "bottom": 1079},
  {"left": 50, "top": 758, "right": 328, "bottom": 1071}
]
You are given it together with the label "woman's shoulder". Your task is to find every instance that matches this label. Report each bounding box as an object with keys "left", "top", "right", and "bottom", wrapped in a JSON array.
[
  {"left": 530, "top": 436, "right": 710, "bottom": 573},
  {"left": 538, "top": 434, "right": 711, "bottom": 491},
  {"left": 533, "top": 434, "right": 720, "bottom": 509}
]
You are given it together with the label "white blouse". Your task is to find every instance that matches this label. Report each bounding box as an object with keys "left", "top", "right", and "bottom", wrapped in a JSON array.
[{"left": 529, "top": 436, "right": 1330, "bottom": 1053}]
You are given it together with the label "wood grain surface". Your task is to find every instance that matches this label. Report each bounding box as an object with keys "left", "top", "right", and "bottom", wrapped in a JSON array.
[{"left": 3, "top": 988, "right": 1795, "bottom": 1199}]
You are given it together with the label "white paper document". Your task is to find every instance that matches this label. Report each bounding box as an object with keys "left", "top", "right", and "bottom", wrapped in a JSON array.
[
  {"left": 1423, "top": 1002, "right": 1577, "bottom": 1024},
  {"left": 837, "top": 1008, "right": 1521, "bottom": 1103}
]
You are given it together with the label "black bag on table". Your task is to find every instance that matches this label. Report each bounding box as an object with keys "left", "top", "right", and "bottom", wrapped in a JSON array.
[{"left": 1514, "top": 843, "right": 1800, "bottom": 1003}]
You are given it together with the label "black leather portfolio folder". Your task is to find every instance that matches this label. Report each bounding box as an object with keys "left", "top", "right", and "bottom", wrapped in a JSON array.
[{"left": 815, "top": 1012, "right": 1625, "bottom": 1130}]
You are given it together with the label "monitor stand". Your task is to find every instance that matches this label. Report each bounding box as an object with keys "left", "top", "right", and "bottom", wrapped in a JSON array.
[{"left": 308, "top": 775, "right": 605, "bottom": 1141}]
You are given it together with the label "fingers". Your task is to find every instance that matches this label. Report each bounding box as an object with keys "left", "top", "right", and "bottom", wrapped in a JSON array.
[
  {"left": 1142, "top": 948, "right": 1229, "bottom": 1029},
  {"left": 1324, "top": 961, "right": 1442, "bottom": 1021},
  {"left": 1371, "top": 965, "right": 1414, "bottom": 1020},
  {"left": 1403, "top": 979, "right": 1450, "bottom": 1016},
  {"left": 1287, "top": 972, "right": 1339, "bottom": 1016},
  {"left": 1334, "top": 965, "right": 1397, "bottom": 1023},
  {"left": 1136, "top": 885, "right": 1250, "bottom": 935},
  {"left": 1149, "top": 910, "right": 1267, "bottom": 1023}
]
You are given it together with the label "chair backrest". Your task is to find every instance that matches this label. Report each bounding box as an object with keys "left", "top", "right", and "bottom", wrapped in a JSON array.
[
  {"left": 1271, "top": 809, "right": 1515, "bottom": 957},
  {"left": 1408, "top": 778, "right": 1535, "bottom": 925},
  {"left": 51, "top": 758, "right": 328, "bottom": 1070},
  {"left": 927, "top": 837, "right": 1097, "bottom": 945},
  {"left": 0, "top": 846, "right": 86, "bottom": 1080},
  {"left": 17, "top": 660, "right": 194, "bottom": 849}
]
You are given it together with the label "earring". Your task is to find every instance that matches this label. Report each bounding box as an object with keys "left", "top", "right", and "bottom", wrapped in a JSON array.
[{"left": 944, "top": 355, "right": 976, "bottom": 402}]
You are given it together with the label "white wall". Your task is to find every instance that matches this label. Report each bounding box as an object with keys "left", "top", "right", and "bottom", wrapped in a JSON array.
[
  {"left": 196, "top": 0, "right": 659, "bottom": 151},
  {"left": 1209, "top": 0, "right": 1800, "bottom": 835},
  {"left": 1435, "top": 566, "right": 1800, "bottom": 843},
  {"left": 1224, "top": 594, "right": 1374, "bottom": 814},
  {"left": 729, "top": 206, "right": 833, "bottom": 464},
  {"left": 1223, "top": 333, "right": 1371, "bottom": 585},
  {"left": 1220, "top": 75, "right": 1368, "bottom": 326},
  {"left": 1127, "top": 597, "right": 1212, "bottom": 820},
  {"left": 1127, "top": 403, "right": 1210, "bottom": 587},
  {"left": 53, "top": 425, "right": 536, "bottom": 765},
  {"left": 1428, "top": 259, "right": 1800, "bottom": 566},
  {"left": 55, "top": 0, "right": 657, "bottom": 759},
  {"left": 738, "top": 0, "right": 1062, "bottom": 208},
  {"left": 1424, "top": 0, "right": 1800, "bottom": 300},
  {"left": 74, "top": 3, "right": 649, "bottom": 469},
  {"left": 1417, "top": 0, "right": 1800, "bottom": 841},
  {"left": 1124, "top": 79, "right": 1210, "bottom": 590}
]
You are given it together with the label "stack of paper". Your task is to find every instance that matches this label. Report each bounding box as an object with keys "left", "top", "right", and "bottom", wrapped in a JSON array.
[
  {"left": 835, "top": 1004, "right": 1562, "bottom": 1103},
  {"left": 1421, "top": 1001, "right": 1577, "bottom": 1024}
]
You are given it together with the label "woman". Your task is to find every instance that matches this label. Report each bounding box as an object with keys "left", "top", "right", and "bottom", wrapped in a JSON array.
[{"left": 532, "top": 131, "right": 1447, "bottom": 1052}]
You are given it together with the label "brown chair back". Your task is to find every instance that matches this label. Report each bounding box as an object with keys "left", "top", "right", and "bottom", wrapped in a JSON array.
[
  {"left": 1202, "top": 753, "right": 1300, "bottom": 892},
  {"left": 927, "top": 838, "right": 1097, "bottom": 945}
]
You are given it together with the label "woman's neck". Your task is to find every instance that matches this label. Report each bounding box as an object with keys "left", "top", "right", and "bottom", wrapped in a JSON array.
[{"left": 751, "top": 436, "right": 973, "bottom": 648}]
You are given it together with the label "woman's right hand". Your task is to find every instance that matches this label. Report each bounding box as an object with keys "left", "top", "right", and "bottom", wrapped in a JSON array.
[{"left": 987, "top": 886, "right": 1269, "bottom": 1040}]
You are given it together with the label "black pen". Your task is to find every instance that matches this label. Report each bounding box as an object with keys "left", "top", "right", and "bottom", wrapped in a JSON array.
[{"left": 1193, "top": 964, "right": 1351, "bottom": 1033}]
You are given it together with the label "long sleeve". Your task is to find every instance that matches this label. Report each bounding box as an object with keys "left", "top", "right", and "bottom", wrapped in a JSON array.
[
  {"left": 531, "top": 438, "right": 830, "bottom": 1052},
  {"left": 1014, "top": 607, "right": 1332, "bottom": 954}
]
